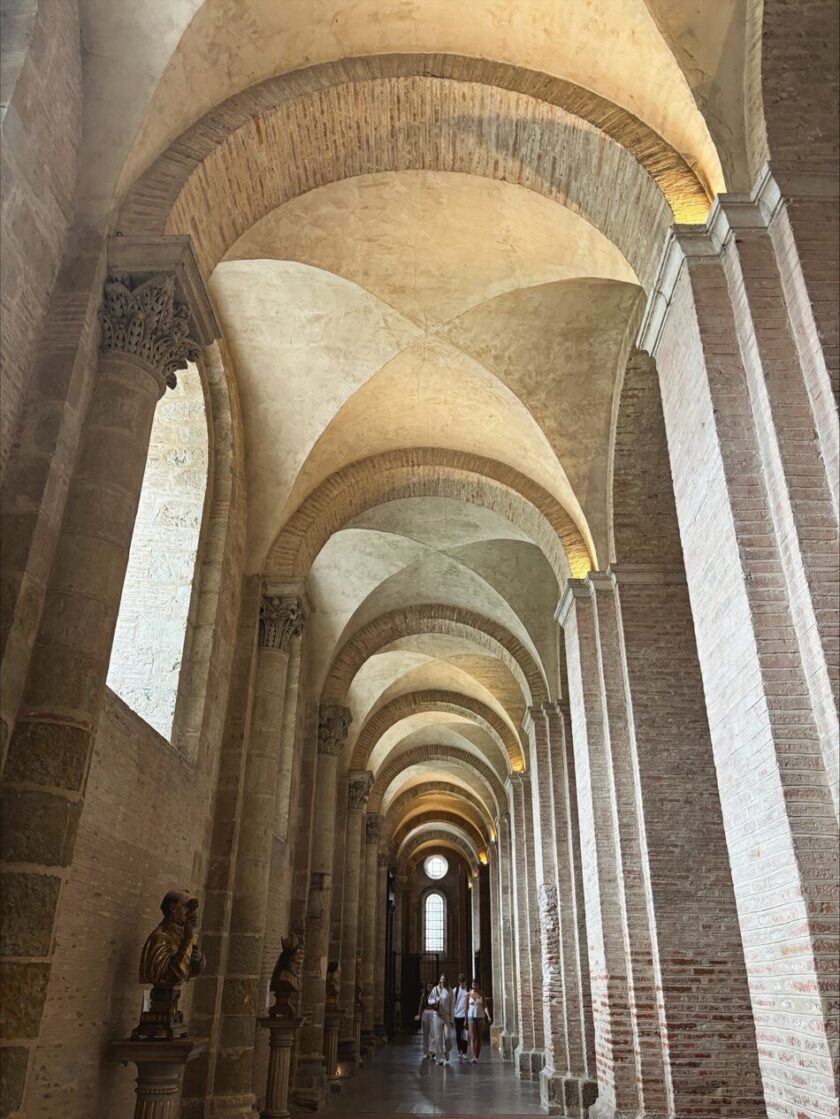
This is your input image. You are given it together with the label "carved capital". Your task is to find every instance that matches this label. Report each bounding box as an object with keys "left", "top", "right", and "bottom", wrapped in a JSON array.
[
  {"left": 99, "top": 272, "right": 199, "bottom": 390},
  {"left": 318, "top": 705, "right": 352, "bottom": 756},
  {"left": 377, "top": 848, "right": 391, "bottom": 869},
  {"left": 365, "top": 814, "right": 382, "bottom": 844},
  {"left": 347, "top": 771, "right": 373, "bottom": 812},
  {"left": 259, "top": 595, "right": 306, "bottom": 651}
]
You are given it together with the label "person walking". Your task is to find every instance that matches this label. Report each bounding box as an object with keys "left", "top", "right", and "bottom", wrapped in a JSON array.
[
  {"left": 429, "top": 972, "right": 454, "bottom": 1065},
  {"left": 467, "top": 979, "right": 492, "bottom": 1063},
  {"left": 415, "top": 981, "right": 437, "bottom": 1060},
  {"left": 453, "top": 974, "right": 469, "bottom": 1059}
]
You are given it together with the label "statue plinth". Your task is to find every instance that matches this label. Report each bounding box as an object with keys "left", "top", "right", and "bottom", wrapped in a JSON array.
[
  {"left": 112, "top": 1036, "right": 208, "bottom": 1119},
  {"left": 258, "top": 1015, "right": 302, "bottom": 1119},
  {"left": 131, "top": 985, "right": 189, "bottom": 1039},
  {"left": 323, "top": 1008, "right": 343, "bottom": 1087}
]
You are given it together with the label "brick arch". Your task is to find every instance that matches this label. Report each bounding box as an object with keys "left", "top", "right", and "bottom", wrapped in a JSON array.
[
  {"left": 398, "top": 830, "right": 479, "bottom": 876},
  {"left": 265, "top": 448, "right": 590, "bottom": 583},
  {"left": 117, "top": 54, "right": 706, "bottom": 283},
  {"left": 385, "top": 782, "right": 494, "bottom": 836},
  {"left": 322, "top": 603, "right": 548, "bottom": 708},
  {"left": 392, "top": 811, "right": 488, "bottom": 854},
  {"left": 369, "top": 744, "right": 507, "bottom": 816},
  {"left": 352, "top": 688, "right": 522, "bottom": 771}
]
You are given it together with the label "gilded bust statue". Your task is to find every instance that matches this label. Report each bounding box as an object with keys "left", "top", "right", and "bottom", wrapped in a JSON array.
[
  {"left": 269, "top": 933, "right": 303, "bottom": 1017},
  {"left": 133, "top": 890, "right": 205, "bottom": 1038}
]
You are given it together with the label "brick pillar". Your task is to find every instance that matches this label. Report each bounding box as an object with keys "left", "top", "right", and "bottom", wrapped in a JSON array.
[
  {"left": 642, "top": 212, "right": 840, "bottom": 1118},
  {"left": 0, "top": 253, "right": 215, "bottom": 1116},
  {"left": 329, "top": 772, "right": 348, "bottom": 962},
  {"left": 470, "top": 871, "right": 481, "bottom": 977},
  {"left": 496, "top": 811, "right": 518, "bottom": 1059},
  {"left": 719, "top": 191, "right": 839, "bottom": 817},
  {"left": 360, "top": 813, "right": 381, "bottom": 1045},
  {"left": 522, "top": 707, "right": 566, "bottom": 1110},
  {"left": 558, "top": 581, "right": 652, "bottom": 1118},
  {"left": 293, "top": 705, "right": 351, "bottom": 1106},
  {"left": 507, "top": 772, "right": 544, "bottom": 1079},
  {"left": 373, "top": 847, "right": 389, "bottom": 1039},
  {"left": 338, "top": 771, "right": 372, "bottom": 1067},
  {"left": 210, "top": 593, "right": 306, "bottom": 1115}
]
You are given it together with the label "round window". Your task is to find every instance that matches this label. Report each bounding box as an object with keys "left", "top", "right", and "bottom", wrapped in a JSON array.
[{"left": 424, "top": 854, "right": 448, "bottom": 880}]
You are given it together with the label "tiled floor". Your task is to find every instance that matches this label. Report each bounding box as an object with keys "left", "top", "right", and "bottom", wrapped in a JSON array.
[{"left": 296, "top": 1034, "right": 545, "bottom": 1116}]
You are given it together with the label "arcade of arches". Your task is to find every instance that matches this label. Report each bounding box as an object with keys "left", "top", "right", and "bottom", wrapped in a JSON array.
[{"left": 0, "top": 2, "right": 838, "bottom": 1118}]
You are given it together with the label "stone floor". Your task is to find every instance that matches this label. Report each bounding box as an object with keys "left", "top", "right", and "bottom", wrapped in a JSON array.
[{"left": 294, "top": 1034, "right": 545, "bottom": 1116}]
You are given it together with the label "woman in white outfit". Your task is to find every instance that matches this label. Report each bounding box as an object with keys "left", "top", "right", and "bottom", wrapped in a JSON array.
[
  {"left": 467, "top": 980, "right": 492, "bottom": 1063},
  {"left": 415, "top": 982, "right": 437, "bottom": 1059},
  {"left": 429, "top": 973, "right": 454, "bottom": 1065}
]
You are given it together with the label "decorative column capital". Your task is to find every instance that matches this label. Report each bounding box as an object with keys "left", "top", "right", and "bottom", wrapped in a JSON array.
[
  {"left": 555, "top": 578, "right": 592, "bottom": 626},
  {"left": 365, "top": 813, "right": 382, "bottom": 844},
  {"left": 259, "top": 595, "right": 307, "bottom": 651},
  {"left": 318, "top": 705, "right": 352, "bottom": 756},
  {"left": 99, "top": 235, "right": 218, "bottom": 392},
  {"left": 347, "top": 771, "right": 373, "bottom": 812}
]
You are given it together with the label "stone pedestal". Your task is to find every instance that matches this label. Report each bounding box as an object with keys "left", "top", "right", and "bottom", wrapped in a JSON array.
[
  {"left": 112, "top": 1036, "right": 208, "bottom": 1119},
  {"left": 353, "top": 1012, "right": 364, "bottom": 1066},
  {"left": 258, "top": 1016, "right": 301, "bottom": 1119},
  {"left": 324, "top": 1009, "right": 342, "bottom": 1088}
]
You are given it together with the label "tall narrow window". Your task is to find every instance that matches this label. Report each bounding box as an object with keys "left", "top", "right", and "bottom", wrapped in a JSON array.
[
  {"left": 107, "top": 365, "right": 208, "bottom": 742},
  {"left": 424, "top": 891, "right": 446, "bottom": 953}
]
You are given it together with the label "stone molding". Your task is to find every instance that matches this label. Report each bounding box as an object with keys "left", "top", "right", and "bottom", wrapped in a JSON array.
[
  {"left": 259, "top": 594, "right": 306, "bottom": 651},
  {"left": 365, "top": 814, "right": 382, "bottom": 844},
  {"left": 317, "top": 704, "right": 352, "bottom": 756},
  {"left": 554, "top": 578, "right": 592, "bottom": 627},
  {"left": 99, "top": 272, "right": 199, "bottom": 390},
  {"left": 347, "top": 771, "right": 374, "bottom": 812}
]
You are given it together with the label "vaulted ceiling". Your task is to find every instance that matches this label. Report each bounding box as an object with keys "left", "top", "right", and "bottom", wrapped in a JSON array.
[{"left": 82, "top": 0, "right": 754, "bottom": 864}]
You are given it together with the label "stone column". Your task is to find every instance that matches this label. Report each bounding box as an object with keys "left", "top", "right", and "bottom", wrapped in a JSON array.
[
  {"left": 329, "top": 772, "right": 348, "bottom": 961},
  {"left": 543, "top": 701, "right": 597, "bottom": 1114},
  {"left": 392, "top": 872, "right": 406, "bottom": 1029},
  {"left": 507, "top": 773, "right": 544, "bottom": 1079},
  {"left": 495, "top": 812, "right": 518, "bottom": 1060},
  {"left": 487, "top": 839, "right": 503, "bottom": 1048},
  {"left": 469, "top": 873, "right": 481, "bottom": 978},
  {"left": 640, "top": 207, "right": 838, "bottom": 1118},
  {"left": 211, "top": 592, "right": 307, "bottom": 1115},
  {"left": 360, "top": 813, "right": 381, "bottom": 1046},
  {"left": 294, "top": 705, "right": 351, "bottom": 1104},
  {"left": 337, "top": 770, "right": 372, "bottom": 1068},
  {"left": 373, "top": 847, "right": 390, "bottom": 1040},
  {"left": 557, "top": 581, "right": 653, "bottom": 1118},
  {"left": 522, "top": 707, "right": 566, "bottom": 1113},
  {"left": 0, "top": 245, "right": 216, "bottom": 1113}
]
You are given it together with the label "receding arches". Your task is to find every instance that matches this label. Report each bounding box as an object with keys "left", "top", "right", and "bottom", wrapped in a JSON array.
[
  {"left": 265, "top": 448, "right": 590, "bottom": 582},
  {"left": 370, "top": 744, "right": 507, "bottom": 815},
  {"left": 392, "top": 811, "right": 488, "bottom": 855},
  {"left": 322, "top": 604, "right": 548, "bottom": 708},
  {"left": 399, "top": 830, "right": 480, "bottom": 876},
  {"left": 351, "top": 689, "right": 523, "bottom": 772},
  {"left": 385, "top": 782, "right": 495, "bottom": 837}
]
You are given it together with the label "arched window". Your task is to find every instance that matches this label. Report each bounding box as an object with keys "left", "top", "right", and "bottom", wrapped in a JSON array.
[
  {"left": 424, "top": 891, "right": 446, "bottom": 953},
  {"left": 107, "top": 364, "right": 208, "bottom": 742}
]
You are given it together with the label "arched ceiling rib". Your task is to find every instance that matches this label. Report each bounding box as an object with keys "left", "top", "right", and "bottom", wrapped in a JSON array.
[
  {"left": 393, "top": 811, "right": 488, "bottom": 855},
  {"left": 385, "top": 784, "right": 495, "bottom": 836},
  {"left": 402, "top": 835, "right": 478, "bottom": 876},
  {"left": 370, "top": 746, "right": 507, "bottom": 815}
]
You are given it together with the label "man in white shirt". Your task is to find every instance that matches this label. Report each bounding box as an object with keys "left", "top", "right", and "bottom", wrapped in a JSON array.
[
  {"left": 453, "top": 974, "right": 469, "bottom": 1059},
  {"left": 429, "top": 973, "right": 454, "bottom": 1065}
]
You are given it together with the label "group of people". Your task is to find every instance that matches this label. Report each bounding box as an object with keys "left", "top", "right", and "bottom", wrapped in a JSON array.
[{"left": 415, "top": 973, "right": 492, "bottom": 1065}]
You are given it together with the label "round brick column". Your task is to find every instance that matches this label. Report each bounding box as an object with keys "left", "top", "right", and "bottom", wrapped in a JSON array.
[
  {"left": 360, "top": 813, "right": 381, "bottom": 1044},
  {"left": 337, "top": 771, "right": 372, "bottom": 1067}
]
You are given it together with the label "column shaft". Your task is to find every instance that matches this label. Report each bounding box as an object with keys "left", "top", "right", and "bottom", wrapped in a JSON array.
[
  {"left": 373, "top": 852, "right": 389, "bottom": 1036},
  {"left": 338, "top": 772, "right": 371, "bottom": 1059},
  {"left": 360, "top": 814, "right": 380, "bottom": 1041},
  {"left": 508, "top": 774, "right": 544, "bottom": 1078}
]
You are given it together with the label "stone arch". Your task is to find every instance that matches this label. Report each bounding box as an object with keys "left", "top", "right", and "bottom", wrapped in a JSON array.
[
  {"left": 608, "top": 347, "right": 683, "bottom": 567},
  {"left": 116, "top": 55, "right": 707, "bottom": 275},
  {"left": 265, "top": 448, "right": 590, "bottom": 583},
  {"left": 322, "top": 604, "right": 548, "bottom": 707},
  {"left": 370, "top": 744, "right": 507, "bottom": 816},
  {"left": 399, "top": 830, "right": 479, "bottom": 876},
  {"left": 351, "top": 689, "right": 523, "bottom": 772},
  {"left": 392, "top": 811, "right": 488, "bottom": 854},
  {"left": 385, "top": 782, "right": 495, "bottom": 837}
]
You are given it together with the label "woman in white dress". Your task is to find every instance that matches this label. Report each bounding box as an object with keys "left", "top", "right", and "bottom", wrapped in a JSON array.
[
  {"left": 415, "top": 981, "right": 437, "bottom": 1059},
  {"left": 467, "top": 980, "right": 492, "bottom": 1063}
]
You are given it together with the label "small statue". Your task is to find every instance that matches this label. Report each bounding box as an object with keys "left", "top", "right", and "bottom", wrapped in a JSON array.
[
  {"left": 269, "top": 933, "right": 303, "bottom": 1018},
  {"left": 133, "top": 890, "right": 205, "bottom": 1039},
  {"left": 326, "top": 960, "right": 341, "bottom": 1009}
]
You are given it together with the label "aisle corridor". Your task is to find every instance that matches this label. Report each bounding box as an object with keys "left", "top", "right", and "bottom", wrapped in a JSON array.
[{"left": 295, "top": 1036, "right": 544, "bottom": 1116}]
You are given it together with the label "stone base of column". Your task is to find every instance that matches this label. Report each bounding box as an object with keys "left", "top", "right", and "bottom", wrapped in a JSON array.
[
  {"left": 514, "top": 1044, "right": 544, "bottom": 1079},
  {"left": 360, "top": 1027, "right": 377, "bottom": 1053},
  {"left": 500, "top": 1030, "right": 518, "bottom": 1060},
  {"left": 373, "top": 1021, "right": 387, "bottom": 1044},
  {"left": 539, "top": 1068, "right": 598, "bottom": 1115},
  {"left": 257, "top": 1015, "right": 301, "bottom": 1119},
  {"left": 111, "top": 1036, "right": 208, "bottom": 1119},
  {"left": 323, "top": 1010, "right": 343, "bottom": 1089},
  {"left": 490, "top": 1024, "right": 503, "bottom": 1050},
  {"left": 354, "top": 1014, "right": 365, "bottom": 1065},
  {"left": 291, "top": 1052, "right": 329, "bottom": 1111},
  {"left": 337, "top": 1037, "right": 358, "bottom": 1076}
]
